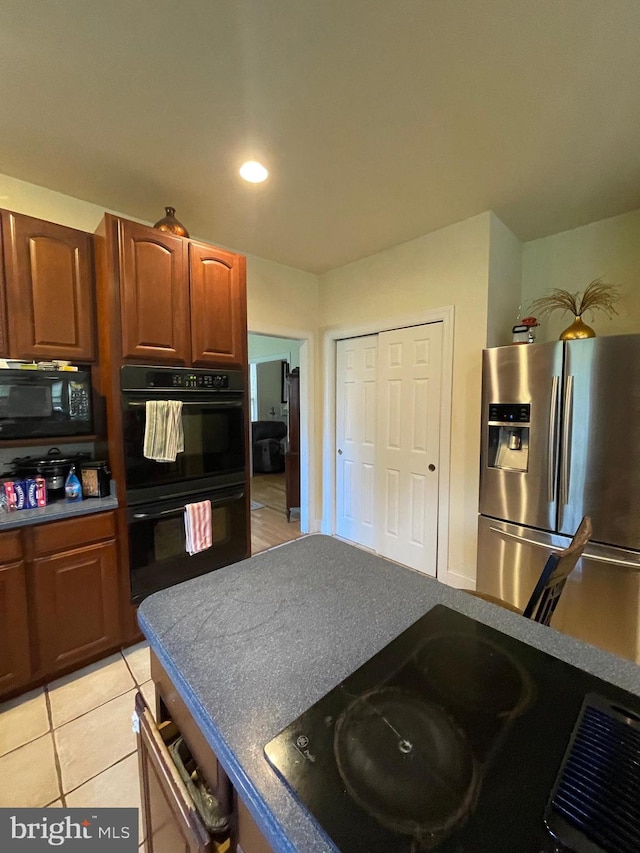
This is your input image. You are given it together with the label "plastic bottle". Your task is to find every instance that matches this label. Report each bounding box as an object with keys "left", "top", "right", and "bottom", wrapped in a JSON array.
[{"left": 64, "top": 465, "right": 83, "bottom": 502}]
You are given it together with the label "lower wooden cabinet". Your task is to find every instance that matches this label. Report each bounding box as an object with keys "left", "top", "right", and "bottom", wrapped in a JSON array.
[
  {"left": 141, "top": 653, "right": 273, "bottom": 853},
  {"left": 0, "top": 511, "right": 123, "bottom": 700},
  {"left": 32, "top": 540, "right": 120, "bottom": 674},
  {"left": 136, "top": 693, "right": 220, "bottom": 853},
  {"left": 0, "top": 560, "right": 31, "bottom": 694}
]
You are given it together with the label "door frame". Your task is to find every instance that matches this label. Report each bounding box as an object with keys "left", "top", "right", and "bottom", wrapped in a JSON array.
[
  {"left": 321, "top": 306, "right": 454, "bottom": 580},
  {"left": 248, "top": 322, "right": 316, "bottom": 534},
  {"left": 249, "top": 351, "right": 290, "bottom": 422}
]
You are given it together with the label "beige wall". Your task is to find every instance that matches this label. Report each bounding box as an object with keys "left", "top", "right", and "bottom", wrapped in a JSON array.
[
  {"left": 487, "top": 214, "right": 522, "bottom": 347},
  {"left": 319, "top": 212, "right": 492, "bottom": 583},
  {"left": 521, "top": 209, "right": 640, "bottom": 341},
  {"left": 248, "top": 334, "right": 302, "bottom": 370}
]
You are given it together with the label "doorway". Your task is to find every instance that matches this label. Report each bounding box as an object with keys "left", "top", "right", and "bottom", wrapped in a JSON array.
[
  {"left": 248, "top": 332, "right": 308, "bottom": 554},
  {"left": 323, "top": 308, "right": 453, "bottom": 579}
]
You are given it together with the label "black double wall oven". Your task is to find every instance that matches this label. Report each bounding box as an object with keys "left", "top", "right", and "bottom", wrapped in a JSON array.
[{"left": 121, "top": 365, "right": 248, "bottom": 602}]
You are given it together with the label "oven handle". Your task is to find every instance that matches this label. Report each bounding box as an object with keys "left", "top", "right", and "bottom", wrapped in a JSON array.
[
  {"left": 131, "top": 490, "right": 245, "bottom": 520},
  {"left": 126, "top": 400, "right": 243, "bottom": 408}
]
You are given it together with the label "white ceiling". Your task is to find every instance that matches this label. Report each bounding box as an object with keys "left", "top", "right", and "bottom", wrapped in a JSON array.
[{"left": 1, "top": 1, "right": 639, "bottom": 274}]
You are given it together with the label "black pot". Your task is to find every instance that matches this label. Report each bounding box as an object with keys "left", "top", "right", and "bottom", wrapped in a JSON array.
[{"left": 11, "top": 448, "right": 92, "bottom": 500}]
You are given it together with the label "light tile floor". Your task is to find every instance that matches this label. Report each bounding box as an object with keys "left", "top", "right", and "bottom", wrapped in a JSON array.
[{"left": 0, "top": 642, "right": 155, "bottom": 850}]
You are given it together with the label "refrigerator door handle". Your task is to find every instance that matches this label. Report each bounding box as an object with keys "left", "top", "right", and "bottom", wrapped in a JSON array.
[
  {"left": 579, "top": 551, "right": 640, "bottom": 569},
  {"left": 489, "top": 524, "right": 560, "bottom": 551},
  {"left": 548, "top": 376, "right": 560, "bottom": 503},
  {"left": 489, "top": 525, "right": 640, "bottom": 569},
  {"left": 560, "top": 374, "right": 574, "bottom": 505}
]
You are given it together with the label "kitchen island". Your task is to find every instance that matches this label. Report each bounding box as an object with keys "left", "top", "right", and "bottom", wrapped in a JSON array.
[{"left": 138, "top": 535, "right": 640, "bottom": 853}]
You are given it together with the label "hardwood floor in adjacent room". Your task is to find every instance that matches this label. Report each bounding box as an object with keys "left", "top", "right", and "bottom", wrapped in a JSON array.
[{"left": 250, "top": 472, "right": 304, "bottom": 555}]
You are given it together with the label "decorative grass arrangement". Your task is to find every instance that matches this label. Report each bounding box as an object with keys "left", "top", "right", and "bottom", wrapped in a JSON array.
[{"left": 529, "top": 278, "right": 621, "bottom": 320}]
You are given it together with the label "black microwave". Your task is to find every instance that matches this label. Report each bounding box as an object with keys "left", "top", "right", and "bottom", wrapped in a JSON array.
[{"left": 0, "top": 369, "right": 93, "bottom": 439}]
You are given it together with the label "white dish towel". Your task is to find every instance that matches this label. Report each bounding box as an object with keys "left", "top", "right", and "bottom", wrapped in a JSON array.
[
  {"left": 143, "top": 400, "right": 184, "bottom": 463},
  {"left": 184, "top": 500, "right": 213, "bottom": 556}
]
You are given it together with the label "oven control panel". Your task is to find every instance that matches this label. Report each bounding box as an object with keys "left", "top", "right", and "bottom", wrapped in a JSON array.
[
  {"left": 120, "top": 365, "right": 245, "bottom": 393},
  {"left": 149, "top": 372, "right": 229, "bottom": 389}
]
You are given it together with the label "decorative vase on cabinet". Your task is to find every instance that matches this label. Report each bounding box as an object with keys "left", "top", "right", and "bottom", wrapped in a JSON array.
[{"left": 153, "top": 206, "right": 190, "bottom": 238}]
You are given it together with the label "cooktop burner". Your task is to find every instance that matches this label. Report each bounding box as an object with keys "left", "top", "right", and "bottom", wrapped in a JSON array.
[{"left": 264, "top": 605, "right": 640, "bottom": 853}]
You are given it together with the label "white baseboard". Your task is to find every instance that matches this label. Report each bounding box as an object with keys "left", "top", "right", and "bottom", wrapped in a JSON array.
[
  {"left": 307, "top": 517, "right": 323, "bottom": 534},
  {"left": 442, "top": 570, "right": 476, "bottom": 590}
]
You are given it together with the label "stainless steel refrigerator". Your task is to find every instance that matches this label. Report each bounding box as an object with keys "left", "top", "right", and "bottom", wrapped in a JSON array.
[{"left": 477, "top": 335, "right": 640, "bottom": 663}]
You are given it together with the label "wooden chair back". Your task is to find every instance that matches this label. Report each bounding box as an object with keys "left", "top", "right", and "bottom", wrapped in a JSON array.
[{"left": 522, "top": 516, "right": 592, "bottom": 626}]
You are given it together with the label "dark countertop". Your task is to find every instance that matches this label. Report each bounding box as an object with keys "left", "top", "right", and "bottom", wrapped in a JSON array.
[
  {"left": 138, "top": 535, "right": 640, "bottom": 853},
  {"left": 0, "top": 488, "right": 118, "bottom": 529}
]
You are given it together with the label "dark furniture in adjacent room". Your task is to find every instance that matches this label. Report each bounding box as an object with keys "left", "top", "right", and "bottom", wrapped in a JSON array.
[{"left": 251, "top": 421, "right": 287, "bottom": 474}]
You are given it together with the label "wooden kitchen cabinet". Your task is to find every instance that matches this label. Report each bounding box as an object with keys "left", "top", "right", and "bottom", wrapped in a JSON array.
[
  {"left": 31, "top": 538, "right": 120, "bottom": 675},
  {"left": 136, "top": 694, "right": 222, "bottom": 853},
  {"left": 1, "top": 211, "right": 96, "bottom": 361},
  {"left": 119, "top": 218, "right": 190, "bottom": 364},
  {"left": 30, "top": 511, "right": 120, "bottom": 678},
  {"left": 0, "top": 558, "right": 32, "bottom": 695},
  {"left": 0, "top": 511, "right": 124, "bottom": 700},
  {"left": 189, "top": 242, "right": 247, "bottom": 367},
  {"left": 0, "top": 529, "right": 32, "bottom": 694},
  {"left": 102, "top": 215, "right": 247, "bottom": 369},
  {"left": 142, "top": 652, "right": 273, "bottom": 853}
]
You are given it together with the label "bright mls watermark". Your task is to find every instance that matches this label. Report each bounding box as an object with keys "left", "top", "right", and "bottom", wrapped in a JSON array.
[{"left": 0, "top": 809, "right": 138, "bottom": 851}]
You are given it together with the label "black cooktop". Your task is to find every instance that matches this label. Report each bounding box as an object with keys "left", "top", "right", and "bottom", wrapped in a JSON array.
[{"left": 264, "top": 605, "right": 640, "bottom": 853}]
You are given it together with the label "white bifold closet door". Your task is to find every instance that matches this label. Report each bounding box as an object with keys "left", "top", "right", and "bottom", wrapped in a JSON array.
[
  {"left": 335, "top": 323, "right": 443, "bottom": 575},
  {"left": 335, "top": 334, "right": 378, "bottom": 549}
]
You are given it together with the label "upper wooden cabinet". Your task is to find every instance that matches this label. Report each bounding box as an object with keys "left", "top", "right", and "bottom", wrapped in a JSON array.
[
  {"left": 1, "top": 211, "right": 96, "bottom": 361},
  {"left": 101, "top": 216, "right": 247, "bottom": 369},
  {"left": 119, "top": 219, "right": 190, "bottom": 364},
  {"left": 189, "top": 242, "right": 247, "bottom": 367}
]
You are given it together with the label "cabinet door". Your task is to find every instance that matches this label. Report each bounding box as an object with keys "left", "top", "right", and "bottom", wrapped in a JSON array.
[
  {"left": 189, "top": 243, "right": 247, "bottom": 367},
  {"left": 136, "top": 694, "right": 216, "bottom": 853},
  {"left": 31, "top": 539, "right": 121, "bottom": 675},
  {"left": 0, "top": 560, "right": 32, "bottom": 695},
  {"left": 120, "top": 220, "right": 189, "bottom": 364},
  {"left": 0, "top": 225, "right": 8, "bottom": 356},
  {"left": 2, "top": 211, "right": 96, "bottom": 361}
]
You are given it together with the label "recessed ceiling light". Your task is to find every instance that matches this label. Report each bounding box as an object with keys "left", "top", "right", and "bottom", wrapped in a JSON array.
[{"left": 239, "top": 161, "right": 269, "bottom": 183}]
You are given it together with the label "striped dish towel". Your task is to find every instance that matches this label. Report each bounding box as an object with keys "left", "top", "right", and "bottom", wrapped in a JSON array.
[
  {"left": 184, "top": 500, "right": 212, "bottom": 555},
  {"left": 143, "top": 400, "right": 184, "bottom": 462}
]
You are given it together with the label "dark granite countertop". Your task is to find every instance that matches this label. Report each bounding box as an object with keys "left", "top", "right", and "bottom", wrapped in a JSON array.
[
  {"left": 138, "top": 535, "right": 640, "bottom": 853},
  {"left": 0, "top": 487, "right": 118, "bottom": 529}
]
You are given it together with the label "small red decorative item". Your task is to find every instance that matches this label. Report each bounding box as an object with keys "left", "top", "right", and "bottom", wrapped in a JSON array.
[{"left": 521, "top": 316, "right": 539, "bottom": 327}]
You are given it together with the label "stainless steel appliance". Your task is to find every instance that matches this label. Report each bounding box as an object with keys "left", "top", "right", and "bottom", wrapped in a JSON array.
[
  {"left": 265, "top": 604, "right": 640, "bottom": 853},
  {"left": 477, "top": 336, "right": 640, "bottom": 662},
  {"left": 121, "top": 364, "right": 248, "bottom": 600},
  {"left": 0, "top": 368, "right": 92, "bottom": 439}
]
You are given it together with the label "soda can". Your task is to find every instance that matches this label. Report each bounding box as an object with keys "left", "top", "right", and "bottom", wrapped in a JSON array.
[
  {"left": 2, "top": 480, "right": 17, "bottom": 511},
  {"left": 35, "top": 475, "right": 47, "bottom": 507}
]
